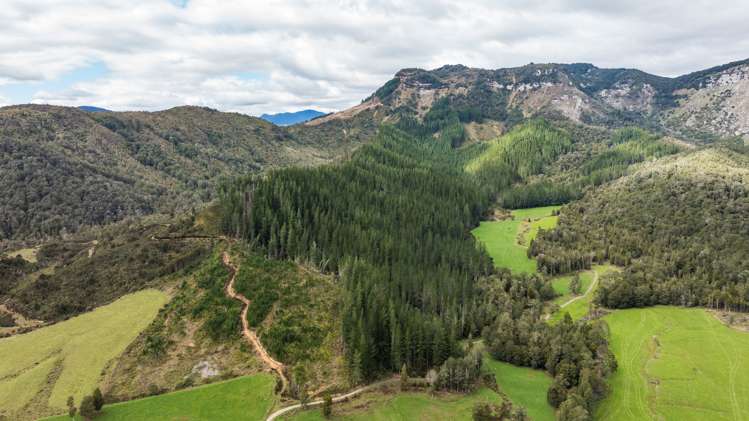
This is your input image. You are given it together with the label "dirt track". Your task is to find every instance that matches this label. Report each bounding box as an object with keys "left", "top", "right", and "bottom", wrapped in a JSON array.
[
  {"left": 222, "top": 252, "right": 289, "bottom": 394},
  {"left": 266, "top": 378, "right": 399, "bottom": 421}
]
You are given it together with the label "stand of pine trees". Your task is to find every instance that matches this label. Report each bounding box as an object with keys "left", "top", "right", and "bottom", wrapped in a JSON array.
[
  {"left": 219, "top": 121, "right": 618, "bottom": 416},
  {"left": 220, "top": 126, "right": 493, "bottom": 380}
]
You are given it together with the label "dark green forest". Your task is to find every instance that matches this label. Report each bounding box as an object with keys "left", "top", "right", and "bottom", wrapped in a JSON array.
[
  {"left": 218, "top": 121, "right": 617, "bottom": 416},
  {"left": 531, "top": 147, "right": 749, "bottom": 312}
]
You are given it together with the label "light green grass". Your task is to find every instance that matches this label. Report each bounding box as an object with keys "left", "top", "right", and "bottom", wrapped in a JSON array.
[
  {"left": 285, "top": 387, "right": 503, "bottom": 421},
  {"left": 525, "top": 215, "right": 558, "bottom": 246},
  {"left": 4, "top": 246, "right": 39, "bottom": 263},
  {"left": 0, "top": 289, "right": 168, "bottom": 418},
  {"left": 510, "top": 206, "right": 561, "bottom": 221},
  {"left": 551, "top": 272, "right": 594, "bottom": 305},
  {"left": 471, "top": 206, "right": 560, "bottom": 274},
  {"left": 595, "top": 306, "right": 749, "bottom": 421},
  {"left": 46, "top": 374, "right": 277, "bottom": 421},
  {"left": 485, "top": 359, "right": 555, "bottom": 421},
  {"left": 548, "top": 265, "right": 615, "bottom": 324}
]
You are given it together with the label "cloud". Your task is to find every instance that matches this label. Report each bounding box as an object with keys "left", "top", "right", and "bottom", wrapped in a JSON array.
[{"left": 2, "top": 0, "right": 748, "bottom": 114}]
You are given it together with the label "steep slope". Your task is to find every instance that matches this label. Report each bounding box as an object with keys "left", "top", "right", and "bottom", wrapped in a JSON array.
[
  {"left": 665, "top": 60, "right": 749, "bottom": 139},
  {"left": 314, "top": 59, "right": 749, "bottom": 141},
  {"left": 0, "top": 105, "right": 360, "bottom": 241}
]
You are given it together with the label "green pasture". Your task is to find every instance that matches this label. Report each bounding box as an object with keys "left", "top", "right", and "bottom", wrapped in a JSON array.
[
  {"left": 596, "top": 306, "right": 749, "bottom": 421},
  {"left": 46, "top": 374, "right": 277, "bottom": 421},
  {"left": 0, "top": 289, "right": 167, "bottom": 419},
  {"left": 284, "top": 387, "right": 503, "bottom": 421},
  {"left": 471, "top": 205, "right": 560, "bottom": 274},
  {"left": 485, "top": 359, "right": 555, "bottom": 421}
]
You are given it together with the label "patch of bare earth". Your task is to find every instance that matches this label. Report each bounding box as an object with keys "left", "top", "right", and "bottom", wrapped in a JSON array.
[{"left": 711, "top": 310, "right": 749, "bottom": 333}]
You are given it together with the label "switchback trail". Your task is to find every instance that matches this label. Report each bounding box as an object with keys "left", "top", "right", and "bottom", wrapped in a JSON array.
[
  {"left": 266, "top": 378, "right": 399, "bottom": 421},
  {"left": 222, "top": 252, "right": 289, "bottom": 394}
]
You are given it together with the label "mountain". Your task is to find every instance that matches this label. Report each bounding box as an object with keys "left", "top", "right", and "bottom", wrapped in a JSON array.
[
  {"left": 78, "top": 105, "right": 111, "bottom": 112},
  {"left": 314, "top": 59, "right": 749, "bottom": 142},
  {"left": 260, "top": 109, "right": 326, "bottom": 125},
  {"left": 0, "top": 104, "right": 360, "bottom": 241},
  {"left": 4, "top": 59, "right": 747, "bottom": 243}
]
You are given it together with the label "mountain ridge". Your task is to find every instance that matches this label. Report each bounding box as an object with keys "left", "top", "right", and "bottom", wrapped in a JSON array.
[
  {"left": 0, "top": 104, "right": 361, "bottom": 241},
  {"left": 317, "top": 58, "right": 749, "bottom": 142},
  {"left": 260, "top": 109, "right": 326, "bottom": 126}
]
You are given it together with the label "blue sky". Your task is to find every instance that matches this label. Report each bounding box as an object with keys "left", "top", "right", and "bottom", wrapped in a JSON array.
[
  {"left": 1, "top": 0, "right": 747, "bottom": 115},
  {"left": 1, "top": 61, "right": 108, "bottom": 105}
]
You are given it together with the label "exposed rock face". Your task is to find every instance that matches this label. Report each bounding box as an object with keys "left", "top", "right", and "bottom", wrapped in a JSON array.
[
  {"left": 324, "top": 58, "right": 749, "bottom": 142},
  {"left": 665, "top": 64, "right": 749, "bottom": 139},
  {"left": 597, "top": 82, "right": 656, "bottom": 114}
]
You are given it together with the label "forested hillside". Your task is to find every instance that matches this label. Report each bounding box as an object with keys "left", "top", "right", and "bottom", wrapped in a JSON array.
[
  {"left": 531, "top": 144, "right": 749, "bottom": 310},
  {"left": 0, "top": 215, "right": 211, "bottom": 323},
  {"left": 219, "top": 123, "right": 618, "bottom": 416},
  {"left": 220, "top": 126, "right": 493, "bottom": 380},
  {"left": 0, "top": 105, "right": 361, "bottom": 242}
]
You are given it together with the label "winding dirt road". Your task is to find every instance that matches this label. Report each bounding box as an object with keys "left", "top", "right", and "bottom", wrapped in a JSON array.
[{"left": 222, "top": 252, "right": 289, "bottom": 394}]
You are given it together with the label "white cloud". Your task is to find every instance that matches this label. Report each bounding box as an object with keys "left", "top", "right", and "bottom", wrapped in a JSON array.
[{"left": 2, "top": 0, "right": 748, "bottom": 114}]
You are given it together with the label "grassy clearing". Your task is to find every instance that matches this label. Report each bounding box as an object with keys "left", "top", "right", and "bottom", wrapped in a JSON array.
[
  {"left": 551, "top": 272, "right": 594, "bottom": 305},
  {"left": 46, "top": 374, "right": 277, "bottom": 421},
  {"left": 525, "top": 216, "right": 558, "bottom": 246},
  {"left": 471, "top": 205, "right": 560, "bottom": 274},
  {"left": 484, "top": 359, "right": 555, "bottom": 421},
  {"left": 548, "top": 265, "right": 616, "bottom": 324},
  {"left": 0, "top": 289, "right": 168, "bottom": 420},
  {"left": 595, "top": 306, "right": 749, "bottom": 421},
  {"left": 4, "top": 246, "right": 39, "bottom": 263},
  {"left": 284, "top": 388, "right": 504, "bottom": 421}
]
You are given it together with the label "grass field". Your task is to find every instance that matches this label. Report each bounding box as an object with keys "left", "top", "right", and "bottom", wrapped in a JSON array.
[
  {"left": 472, "top": 205, "right": 560, "bottom": 274},
  {"left": 3, "top": 246, "right": 39, "bottom": 263},
  {"left": 595, "top": 306, "right": 749, "bottom": 421},
  {"left": 523, "top": 214, "right": 559, "bottom": 246},
  {"left": 551, "top": 272, "right": 593, "bottom": 304},
  {"left": 0, "top": 289, "right": 168, "bottom": 420},
  {"left": 485, "top": 359, "right": 555, "bottom": 421},
  {"left": 46, "top": 374, "right": 277, "bottom": 421},
  {"left": 284, "top": 387, "right": 504, "bottom": 421},
  {"left": 548, "top": 265, "right": 616, "bottom": 324}
]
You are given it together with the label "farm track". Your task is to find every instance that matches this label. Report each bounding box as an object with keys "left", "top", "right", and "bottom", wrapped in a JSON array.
[
  {"left": 221, "top": 252, "right": 289, "bottom": 395},
  {"left": 543, "top": 269, "right": 599, "bottom": 322},
  {"left": 266, "top": 378, "right": 400, "bottom": 421}
]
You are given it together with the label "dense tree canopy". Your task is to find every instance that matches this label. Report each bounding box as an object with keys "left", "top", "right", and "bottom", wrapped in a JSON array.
[{"left": 532, "top": 147, "right": 749, "bottom": 311}]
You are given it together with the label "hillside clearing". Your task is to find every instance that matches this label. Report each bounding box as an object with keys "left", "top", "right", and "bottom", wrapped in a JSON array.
[
  {"left": 471, "top": 205, "right": 560, "bottom": 274},
  {"left": 547, "top": 265, "right": 617, "bottom": 324},
  {"left": 3, "top": 246, "right": 39, "bottom": 263},
  {"left": 595, "top": 306, "right": 749, "bottom": 420},
  {"left": 0, "top": 289, "right": 168, "bottom": 420}
]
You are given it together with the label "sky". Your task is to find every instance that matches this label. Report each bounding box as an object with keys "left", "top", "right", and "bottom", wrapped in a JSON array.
[{"left": 1, "top": 0, "right": 747, "bottom": 116}]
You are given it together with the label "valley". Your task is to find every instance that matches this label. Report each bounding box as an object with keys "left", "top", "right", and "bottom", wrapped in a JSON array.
[{"left": 1, "top": 55, "right": 748, "bottom": 421}]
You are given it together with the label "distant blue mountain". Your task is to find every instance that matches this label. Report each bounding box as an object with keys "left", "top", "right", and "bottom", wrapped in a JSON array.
[
  {"left": 78, "top": 106, "right": 111, "bottom": 112},
  {"left": 260, "top": 109, "right": 326, "bottom": 126}
]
